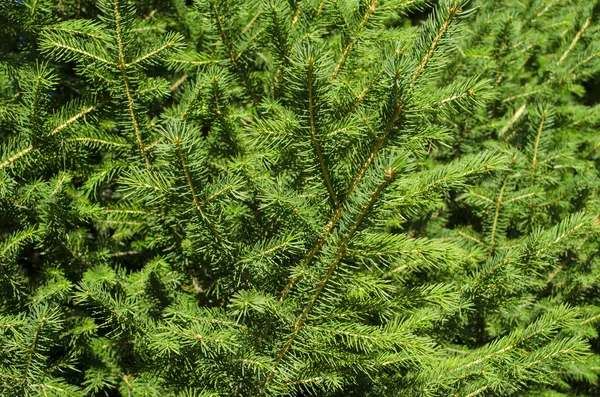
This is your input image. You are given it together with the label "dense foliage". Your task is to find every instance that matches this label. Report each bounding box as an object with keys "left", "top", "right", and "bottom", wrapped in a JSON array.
[{"left": 1, "top": 0, "right": 600, "bottom": 396}]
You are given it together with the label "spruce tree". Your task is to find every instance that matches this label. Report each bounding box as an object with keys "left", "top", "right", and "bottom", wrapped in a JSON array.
[{"left": 1, "top": 0, "right": 599, "bottom": 396}]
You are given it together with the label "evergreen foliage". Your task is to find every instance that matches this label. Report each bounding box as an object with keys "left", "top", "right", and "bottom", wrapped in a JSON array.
[{"left": 1, "top": 0, "right": 600, "bottom": 396}]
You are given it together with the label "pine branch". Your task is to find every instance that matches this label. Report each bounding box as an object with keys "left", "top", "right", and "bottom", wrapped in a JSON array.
[
  {"left": 488, "top": 156, "right": 516, "bottom": 256},
  {"left": 530, "top": 108, "right": 548, "bottom": 187},
  {"left": 0, "top": 145, "right": 34, "bottom": 169},
  {"left": 558, "top": 15, "right": 592, "bottom": 65},
  {"left": 534, "top": 213, "right": 590, "bottom": 257},
  {"left": 174, "top": 136, "right": 221, "bottom": 241},
  {"left": 42, "top": 21, "right": 109, "bottom": 41},
  {"left": 45, "top": 41, "right": 116, "bottom": 65},
  {"left": 207, "top": 0, "right": 259, "bottom": 103},
  {"left": 21, "top": 316, "right": 45, "bottom": 389},
  {"left": 344, "top": 69, "right": 384, "bottom": 116},
  {"left": 565, "top": 50, "right": 600, "bottom": 83},
  {"left": 181, "top": 81, "right": 206, "bottom": 120},
  {"left": 330, "top": 0, "right": 379, "bottom": 80},
  {"left": 499, "top": 103, "right": 527, "bottom": 137},
  {"left": 262, "top": 168, "right": 397, "bottom": 394},
  {"left": 266, "top": 4, "right": 290, "bottom": 64},
  {"left": 49, "top": 104, "right": 98, "bottom": 136},
  {"left": 67, "top": 137, "right": 128, "bottom": 148},
  {"left": 412, "top": 0, "right": 463, "bottom": 85},
  {"left": 307, "top": 58, "right": 339, "bottom": 208},
  {"left": 112, "top": 0, "right": 151, "bottom": 170},
  {"left": 0, "top": 227, "right": 38, "bottom": 261},
  {"left": 279, "top": 5, "right": 478, "bottom": 301},
  {"left": 125, "top": 35, "right": 183, "bottom": 68}
]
